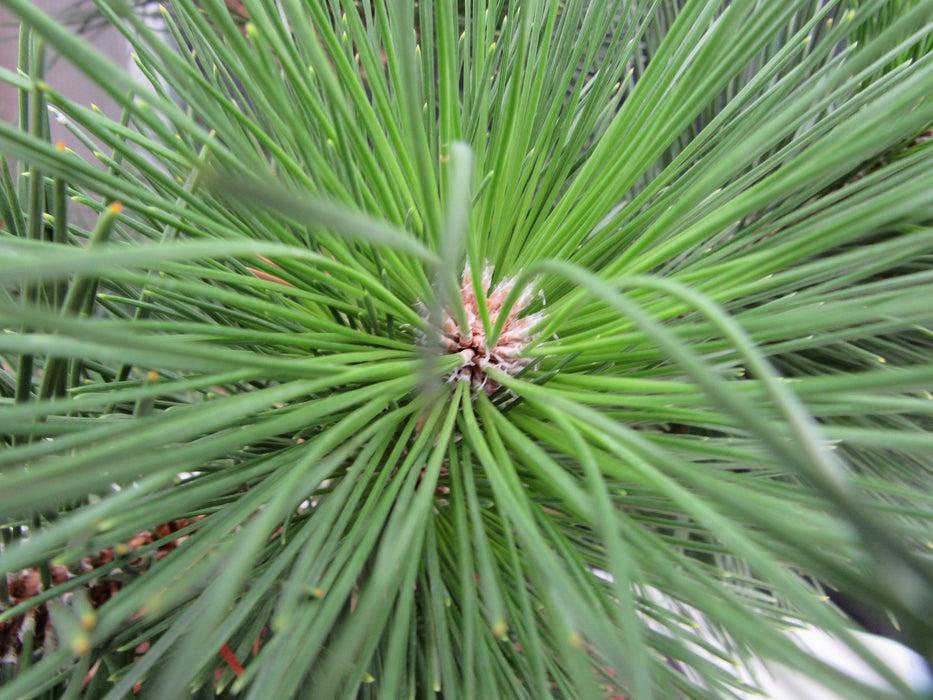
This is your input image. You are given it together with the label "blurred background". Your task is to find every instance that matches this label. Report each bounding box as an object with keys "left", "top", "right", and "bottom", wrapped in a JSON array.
[{"left": 0, "top": 0, "right": 129, "bottom": 151}]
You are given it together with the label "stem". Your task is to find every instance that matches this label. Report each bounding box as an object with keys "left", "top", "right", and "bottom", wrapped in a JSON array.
[
  {"left": 0, "top": 528, "right": 11, "bottom": 606},
  {"left": 13, "top": 34, "right": 47, "bottom": 445},
  {"left": 36, "top": 202, "right": 123, "bottom": 402},
  {"left": 52, "top": 146, "right": 68, "bottom": 310},
  {"left": 31, "top": 514, "right": 51, "bottom": 593}
]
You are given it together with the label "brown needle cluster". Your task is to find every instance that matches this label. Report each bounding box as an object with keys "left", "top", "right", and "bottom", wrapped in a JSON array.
[
  {"left": 0, "top": 519, "right": 198, "bottom": 669},
  {"left": 427, "top": 264, "right": 543, "bottom": 396}
]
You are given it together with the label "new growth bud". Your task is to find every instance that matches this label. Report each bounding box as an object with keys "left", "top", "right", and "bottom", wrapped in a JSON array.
[{"left": 423, "top": 264, "right": 543, "bottom": 396}]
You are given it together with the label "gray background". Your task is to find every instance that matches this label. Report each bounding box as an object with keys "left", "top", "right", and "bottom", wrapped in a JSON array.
[{"left": 0, "top": 1, "right": 130, "bottom": 150}]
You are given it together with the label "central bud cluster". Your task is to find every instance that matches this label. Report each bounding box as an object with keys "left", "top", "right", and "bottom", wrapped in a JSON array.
[{"left": 433, "top": 264, "right": 542, "bottom": 396}]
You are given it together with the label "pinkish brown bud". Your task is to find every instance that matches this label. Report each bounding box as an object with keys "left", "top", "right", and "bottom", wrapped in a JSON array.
[{"left": 425, "top": 264, "right": 543, "bottom": 396}]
